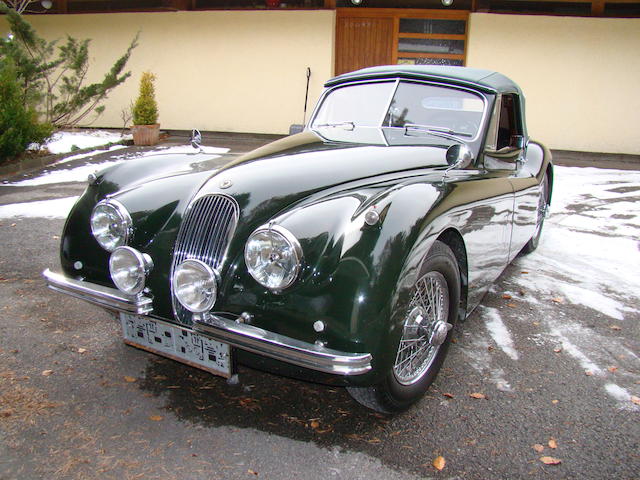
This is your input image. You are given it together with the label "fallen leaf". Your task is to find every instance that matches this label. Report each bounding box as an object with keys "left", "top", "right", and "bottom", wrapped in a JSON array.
[
  {"left": 551, "top": 297, "right": 563, "bottom": 304},
  {"left": 124, "top": 376, "right": 137, "bottom": 383},
  {"left": 487, "top": 345, "right": 494, "bottom": 351},
  {"left": 433, "top": 455, "right": 446, "bottom": 471},
  {"left": 469, "top": 392, "right": 487, "bottom": 400},
  {"left": 521, "top": 271, "right": 529, "bottom": 274},
  {"left": 548, "top": 439, "right": 558, "bottom": 449},
  {"left": 585, "top": 370, "right": 594, "bottom": 377},
  {"left": 502, "top": 294, "right": 512, "bottom": 300},
  {"left": 533, "top": 444, "right": 545, "bottom": 453},
  {"left": 607, "top": 366, "right": 617, "bottom": 373},
  {"left": 10, "top": 223, "right": 16, "bottom": 227},
  {"left": 149, "top": 415, "right": 163, "bottom": 421},
  {"left": 41, "top": 370, "right": 53, "bottom": 376},
  {"left": 609, "top": 325, "right": 622, "bottom": 331},
  {"left": 78, "top": 348, "right": 87, "bottom": 354},
  {"left": 309, "top": 420, "right": 320, "bottom": 429},
  {"left": 532, "top": 321, "right": 540, "bottom": 326},
  {"left": 553, "top": 347, "right": 562, "bottom": 353},
  {"left": 247, "top": 469, "right": 258, "bottom": 476},
  {"left": 552, "top": 399, "right": 559, "bottom": 404},
  {"left": 518, "top": 289, "right": 526, "bottom": 296},
  {"left": 507, "top": 303, "right": 517, "bottom": 308},
  {"left": 540, "top": 456, "right": 561, "bottom": 465},
  {"left": 442, "top": 392, "right": 454, "bottom": 399},
  {"left": 631, "top": 396, "right": 640, "bottom": 406}
]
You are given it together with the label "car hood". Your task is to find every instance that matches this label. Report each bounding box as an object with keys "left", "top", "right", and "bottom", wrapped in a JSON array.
[{"left": 198, "top": 131, "right": 449, "bottom": 228}]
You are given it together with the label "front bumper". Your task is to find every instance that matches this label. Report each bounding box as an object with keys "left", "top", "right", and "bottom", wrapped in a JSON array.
[{"left": 42, "top": 269, "right": 372, "bottom": 376}]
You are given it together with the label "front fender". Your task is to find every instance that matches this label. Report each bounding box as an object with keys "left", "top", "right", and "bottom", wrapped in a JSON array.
[{"left": 219, "top": 180, "right": 446, "bottom": 385}]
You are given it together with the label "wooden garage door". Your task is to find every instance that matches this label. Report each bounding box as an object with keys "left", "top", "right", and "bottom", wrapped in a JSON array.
[
  {"left": 335, "top": 8, "right": 469, "bottom": 76},
  {"left": 335, "top": 15, "right": 395, "bottom": 76}
]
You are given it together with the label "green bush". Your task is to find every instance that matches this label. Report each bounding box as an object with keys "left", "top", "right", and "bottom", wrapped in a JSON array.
[
  {"left": 0, "top": 60, "right": 52, "bottom": 163},
  {"left": 132, "top": 71, "right": 159, "bottom": 125}
]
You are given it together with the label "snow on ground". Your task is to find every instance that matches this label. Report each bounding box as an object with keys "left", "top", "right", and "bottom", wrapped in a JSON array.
[
  {"left": 7, "top": 160, "right": 124, "bottom": 187},
  {"left": 57, "top": 145, "right": 127, "bottom": 164},
  {"left": 0, "top": 196, "right": 78, "bottom": 219},
  {"left": 463, "top": 166, "right": 640, "bottom": 411},
  {"left": 42, "top": 130, "right": 131, "bottom": 154}
]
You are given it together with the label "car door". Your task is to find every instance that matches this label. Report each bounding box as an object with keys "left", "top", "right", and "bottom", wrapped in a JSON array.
[{"left": 483, "top": 93, "right": 539, "bottom": 262}]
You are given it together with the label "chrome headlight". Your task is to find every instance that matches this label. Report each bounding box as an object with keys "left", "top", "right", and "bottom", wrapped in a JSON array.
[
  {"left": 109, "top": 247, "right": 153, "bottom": 295},
  {"left": 173, "top": 259, "right": 218, "bottom": 313},
  {"left": 91, "top": 199, "right": 132, "bottom": 252},
  {"left": 244, "top": 225, "right": 302, "bottom": 291}
]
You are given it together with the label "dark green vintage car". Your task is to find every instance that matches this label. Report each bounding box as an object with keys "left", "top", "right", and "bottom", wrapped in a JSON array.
[{"left": 44, "top": 66, "right": 552, "bottom": 413}]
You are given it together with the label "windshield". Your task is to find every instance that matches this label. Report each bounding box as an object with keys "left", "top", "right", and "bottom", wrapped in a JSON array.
[{"left": 311, "top": 80, "right": 486, "bottom": 141}]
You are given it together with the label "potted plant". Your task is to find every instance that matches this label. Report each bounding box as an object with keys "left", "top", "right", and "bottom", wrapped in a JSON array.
[{"left": 131, "top": 71, "right": 159, "bottom": 146}]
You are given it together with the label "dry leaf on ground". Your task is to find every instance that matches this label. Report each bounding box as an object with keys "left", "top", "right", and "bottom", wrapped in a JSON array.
[
  {"left": 585, "top": 370, "right": 594, "bottom": 376},
  {"left": 540, "top": 456, "right": 561, "bottom": 465},
  {"left": 609, "top": 325, "right": 621, "bottom": 331},
  {"left": 502, "top": 294, "right": 512, "bottom": 299},
  {"left": 433, "top": 455, "right": 446, "bottom": 471},
  {"left": 149, "top": 415, "right": 163, "bottom": 421},
  {"left": 41, "top": 370, "right": 53, "bottom": 376},
  {"left": 309, "top": 420, "right": 320, "bottom": 429},
  {"left": 78, "top": 348, "right": 87, "bottom": 354},
  {"left": 469, "top": 392, "right": 487, "bottom": 399},
  {"left": 551, "top": 297, "right": 563, "bottom": 304},
  {"left": 533, "top": 444, "right": 545, "bottom": 453},
  {"left": 607, "top": 366, "right": 618, "bottom": 373},
  {"left": 442, "top": 392, "right": 454, "bottom": 398},
  {"left": 248, "top": 469, "right": 258, "bottom": 476},
  {"left": 124, "top": 376, "right": 137, "bottom": 383},
  {"left": 548, "top": 439, "right": 558, "bottom": 449},
  {"left": 631, "top": 396, "right": 640, "bottom": 405}
]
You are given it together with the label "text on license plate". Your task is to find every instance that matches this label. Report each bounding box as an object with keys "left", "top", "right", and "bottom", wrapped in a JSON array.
[{"left": 120, "top": 313, "right": 231, "bottom": 378}]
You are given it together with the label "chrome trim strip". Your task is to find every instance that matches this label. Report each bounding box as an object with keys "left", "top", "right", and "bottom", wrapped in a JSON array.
[
  {"left": 42, "top": 269, "right": 153, "bottom": 315},
  {"left": 194, "top": 314, "right": 372, "bottom": 376}
]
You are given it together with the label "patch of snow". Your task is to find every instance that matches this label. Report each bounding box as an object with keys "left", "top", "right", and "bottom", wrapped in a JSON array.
[
  {"left": 8, "top": 160, "right": 123, "bottom": 187},
  {"left": 548, "top": 326, "right": 604, "bottom": 376},
  {"left": 604, "top": 383, "right": 639, "bottom": 411},
  {"left": 482, "top": 307, "right": 519, "bottom": 360},
  {"left": 512, "top": 166, "right": 640, "bottom": 320},
  {"left": 0, "top": 197, "right": 78, "bottom": 219},
  {"left": 57, "top": 145, "right": 126, "bottom": 164},
  {"left": 42, "top": 130, "right": 130, "bottom": 154},
  {"left": 461, "top": 336, "right": 515, "bottom": 392}
]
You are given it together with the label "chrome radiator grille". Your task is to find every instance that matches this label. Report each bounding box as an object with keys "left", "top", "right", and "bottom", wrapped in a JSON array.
[{"left": 171, "top": 194, "right": 239, "bottom": 324}]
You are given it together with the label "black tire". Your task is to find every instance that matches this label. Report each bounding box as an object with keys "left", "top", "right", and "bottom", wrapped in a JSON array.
[
  {"left": 521, "top": 173, "right": 549, "bottom": 254},
  {"left": 347, "top": 240, "right": 461, "bottom": 413}
]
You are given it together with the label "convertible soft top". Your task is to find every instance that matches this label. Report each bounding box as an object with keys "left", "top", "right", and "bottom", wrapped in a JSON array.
[{"left": 326, "top": 65, "right": 522, "bottom": 95}]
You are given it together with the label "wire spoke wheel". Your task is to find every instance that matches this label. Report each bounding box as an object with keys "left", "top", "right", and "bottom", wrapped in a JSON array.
[{"left": 393, "top": 271, "right": 450, "bottom": 385}]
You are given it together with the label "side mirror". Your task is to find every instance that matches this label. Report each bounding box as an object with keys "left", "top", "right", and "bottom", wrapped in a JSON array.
[
  {"left": 191, "top": 129, "right": 202, "bottom": 149},
  {"left": 446, "top": 144, "right": 474, "bottom": 170}
]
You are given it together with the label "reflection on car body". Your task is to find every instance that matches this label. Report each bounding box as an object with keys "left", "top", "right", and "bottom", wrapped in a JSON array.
[{"left": 44, "top": 66, "right": 552, "bottom": 413}]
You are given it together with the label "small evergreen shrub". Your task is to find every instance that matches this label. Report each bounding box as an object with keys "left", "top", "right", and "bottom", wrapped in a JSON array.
[
  {"left": 132, "top": 72, "right": 159, "bottom": 125},
  {"left": 0, "top": 60, "right": 52, "bottom": 163}
]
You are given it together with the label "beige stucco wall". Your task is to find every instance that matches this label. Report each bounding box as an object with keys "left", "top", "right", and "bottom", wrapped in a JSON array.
[
  {"left": 1, "top": 10, "right": 335, "bottom": 135},
  {"left": 467, "top": 13, "right": 640, "bottom": 154}
]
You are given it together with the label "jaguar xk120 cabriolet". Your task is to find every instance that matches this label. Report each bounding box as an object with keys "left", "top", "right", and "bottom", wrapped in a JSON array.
[{"left": 44, "top": 66, "right": 552, "bottom": 413}]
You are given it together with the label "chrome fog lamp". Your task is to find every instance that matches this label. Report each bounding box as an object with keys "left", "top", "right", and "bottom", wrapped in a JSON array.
[
  {"left": 91, "top": 199, "right": 132, "bottom": 252},
  {"left": 244, "top": 225, "right": 302, "bottom": 291},
  {"left": 173, "top": 259, "right": 218, "bottom": 313},
  {"left": 109, "top": 247, "right": 153, "bottom": 295}
]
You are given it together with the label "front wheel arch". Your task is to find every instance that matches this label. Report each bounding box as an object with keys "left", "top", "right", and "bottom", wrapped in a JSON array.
[{"left": 347, "top": 239, "right": 461, "bottom": 413}]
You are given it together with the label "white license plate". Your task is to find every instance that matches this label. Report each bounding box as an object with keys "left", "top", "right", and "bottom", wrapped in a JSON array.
[{"left": 120, "top": 313, "right": 232, "bottom": 378}]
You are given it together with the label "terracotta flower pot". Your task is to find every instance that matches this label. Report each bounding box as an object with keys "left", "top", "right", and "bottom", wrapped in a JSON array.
[{"left": 131, "top": 124, "right": 160, "bottom": 146}]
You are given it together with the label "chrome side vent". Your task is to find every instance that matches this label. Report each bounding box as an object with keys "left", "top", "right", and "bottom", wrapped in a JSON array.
[{"left": 171, "top": 194, "right": 239, "bottom": 324}]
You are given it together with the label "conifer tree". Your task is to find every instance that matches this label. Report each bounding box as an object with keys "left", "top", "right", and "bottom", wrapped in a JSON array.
[{"left": 132, "top": 71, "right": 159, "bottom": 125}]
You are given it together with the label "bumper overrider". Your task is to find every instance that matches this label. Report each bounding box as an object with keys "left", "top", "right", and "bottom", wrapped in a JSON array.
[{"left": 42, "top": 269, "right": 372, "bottom": 376}]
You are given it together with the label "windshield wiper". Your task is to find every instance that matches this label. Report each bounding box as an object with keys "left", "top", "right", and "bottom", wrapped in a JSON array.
[
  {"left": 404, "top": 124, "right": 473, "bottom": 141},
  {"left": 314, "top": 121, "right": 355, "bottom": 131}
]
